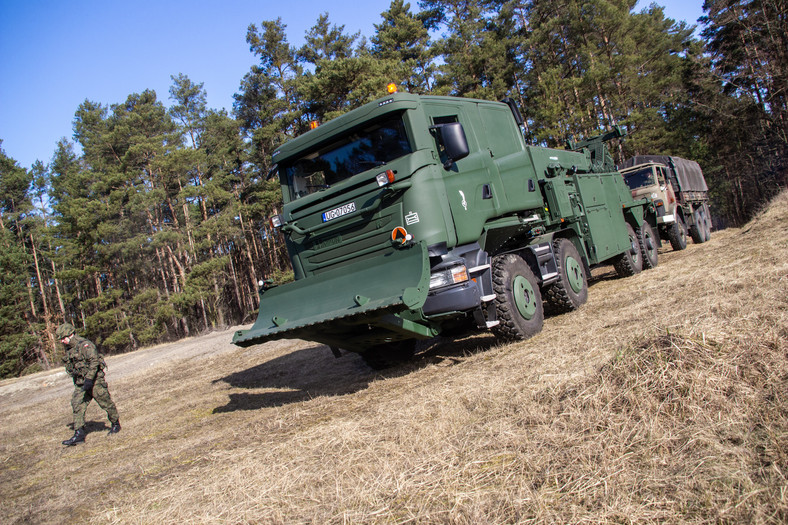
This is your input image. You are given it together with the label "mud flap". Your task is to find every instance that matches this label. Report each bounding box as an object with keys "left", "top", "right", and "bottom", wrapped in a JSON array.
[{"left": 232, "top": 243, "right": 431, "bottom": 348}]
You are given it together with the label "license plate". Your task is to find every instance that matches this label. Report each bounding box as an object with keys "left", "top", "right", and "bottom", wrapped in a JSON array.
[{"left": 322, "top": 202, "right": 356, "bottom": 222}]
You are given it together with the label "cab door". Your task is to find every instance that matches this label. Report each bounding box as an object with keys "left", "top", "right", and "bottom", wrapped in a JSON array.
[{"left": 423, "top": 102, "right": 498, "bottom": 246}]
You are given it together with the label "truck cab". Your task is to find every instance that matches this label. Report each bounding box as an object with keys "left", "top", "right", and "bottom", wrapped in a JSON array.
[
  {"left": 621, "top": 155, "right": 711, "bottom": 250},
  {"left": 620, "top": 161, "right": 677, "bottom": 226}
]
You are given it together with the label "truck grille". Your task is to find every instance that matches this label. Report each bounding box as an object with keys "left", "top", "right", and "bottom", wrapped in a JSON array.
[{"left": 300, "top": 203, "right": 401, "bottom": 274}]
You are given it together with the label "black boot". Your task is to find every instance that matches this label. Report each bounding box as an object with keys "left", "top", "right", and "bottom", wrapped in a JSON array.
[
  {"left": 108, "top": 420, "right": 121, "bottom": 435},
  {"left": 62, "top": 427, "right": 86, "bottom": 446}
]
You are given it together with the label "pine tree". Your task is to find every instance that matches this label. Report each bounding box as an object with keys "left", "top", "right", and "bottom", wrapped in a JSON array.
[
  {"left": 371, "top": 0, "right": 437, "bottom": 93},
  {"left": 697, "top": 0, "right": 788, "bottom": 224},
  {"left": 236, "top": 18, "right": 304, "bottom": 173},
  {"left": 0, "top": 143, "right": 43, "bottom": 377},
  {"left": 423, "top": 0, "right": 520, "bottom": 99}
]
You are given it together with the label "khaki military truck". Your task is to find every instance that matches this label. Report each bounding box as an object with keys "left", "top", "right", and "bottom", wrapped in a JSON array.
[{"left": 620, "top": 155, "right": 711, "bottom": 250}]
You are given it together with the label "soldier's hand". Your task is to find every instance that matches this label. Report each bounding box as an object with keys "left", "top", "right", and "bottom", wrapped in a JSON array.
[{"left": 82, "top": 379, "right": 94, "bottom": 392}]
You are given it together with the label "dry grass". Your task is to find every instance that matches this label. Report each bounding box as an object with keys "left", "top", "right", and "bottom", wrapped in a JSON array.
[{"left": 1, "top": 191, "right": 787, "bottom": 524}]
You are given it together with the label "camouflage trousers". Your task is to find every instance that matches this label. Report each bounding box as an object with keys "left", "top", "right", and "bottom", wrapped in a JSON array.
[{"left": 70, "top": 373, "right": 119, "bottom": 429}]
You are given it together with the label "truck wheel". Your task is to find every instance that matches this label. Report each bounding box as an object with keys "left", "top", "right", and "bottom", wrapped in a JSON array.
[
  {"left": 491, "top": 254, "right": 544, "bottom": 342},
  {"left": 638, "top": 222, "right": 659, "bottom": 269},
  {"left": 689, "top": 209, "right": 707, "bottom": 244},
  {"left": 702, "top": 203, "right": 712, "bottom": 241},
  {"left": 361, "top": 340, "right": 417, "bottom": 370},
  {"left": 544, "top": 238, "right": 588, "bottom": 314},
  {"left": 667, "top": 214, "right": 687, "bottom": 251},
  {"left": 613, "top": 223, "right": 643, "bottom": 277}
]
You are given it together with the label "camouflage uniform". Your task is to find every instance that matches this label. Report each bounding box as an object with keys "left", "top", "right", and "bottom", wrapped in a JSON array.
[{"left": 62, "top": 334, "right": 120, "bottom": 429}]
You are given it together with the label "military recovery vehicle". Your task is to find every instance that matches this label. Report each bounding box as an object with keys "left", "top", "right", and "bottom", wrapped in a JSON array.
[
  {"left": 232, "top": 91, "right": 658, "bottom": 368},
  {"left": 620, "top": 156, "right": 711, "bottom": 250}
]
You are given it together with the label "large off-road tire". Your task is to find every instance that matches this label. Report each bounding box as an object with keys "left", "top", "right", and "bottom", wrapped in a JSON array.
[
  {"left": 689, "top": 208, "right": 707, "bottom": 244},
  {"left": 667, "top": 213, "right": 687, "bottom": 251},
  {"left": 637, "top": 221, "right": 659, "bottom": 269},
  {"left": 361, "top": 339, "right": 417, "bottom": 370},
  {"left": 613, "top": 222, "right": 643, "bottom": 278},
  {"left": 702, "top": 203, "right": 712, "bottom": 241},
  {"left": 491, "top": 253, "right": 544, "bottom": 342},
  {"left": 544, "top": 238, "right": 588, "bottom": 315}
]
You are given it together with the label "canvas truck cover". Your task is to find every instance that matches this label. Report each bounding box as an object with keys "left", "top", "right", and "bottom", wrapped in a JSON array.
[{"left": 623, "top": 155, "right": 708, "bottom": 193}]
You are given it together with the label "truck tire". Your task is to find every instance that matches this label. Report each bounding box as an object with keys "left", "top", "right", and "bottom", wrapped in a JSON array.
[
  {"left": 361, "top": 340, "right": 417, "bottom": 370},
  {"left": 700, "top": 211, "right": 711, "bottom": 242},
  {"left": 638, "top": 222, "right": 659, "bottom": 269},
  {"left": 689, "top": 209, "right": 707, "bottom": 244},
  {"left": 667, "top": 214, "right": 687, "bottom": 251},
  {"left": 613, "top": 223, "right": 643, "bottom": 277},
  {"left": 702, "top": 203, "right": 712, "bottom": 241},
  {"left": 544, "top": 238, "right": 588, "bottom": 314},
  {"left": 491, "top": 253, "right": 544, "bottom": 342}
]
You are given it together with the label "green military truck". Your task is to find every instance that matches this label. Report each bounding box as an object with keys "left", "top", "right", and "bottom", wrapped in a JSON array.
[
  {"left": 233, "top": 92, "right": 658, "bottom": 368},
  {"left": 620, "top": 156, "right": 711, "bottom": 250}
]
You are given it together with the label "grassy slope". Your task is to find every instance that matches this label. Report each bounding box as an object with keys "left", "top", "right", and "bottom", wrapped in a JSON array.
[{"left": 1, "top": 192, "right": 786, "bottom": 524}]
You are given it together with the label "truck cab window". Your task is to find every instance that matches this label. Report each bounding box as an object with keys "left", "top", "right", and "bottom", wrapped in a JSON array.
[
  {"left": 283, "top": 114, "right": 412, "bottom": 200},
  {"left": 431, "top": 115, "right": 459, "bottom": 166},
  {"left": 657, "top": 167, "right": 668, "bottom": 186},
  {"left": 623, "top": 166, "right": 656, "bottom": 190}
]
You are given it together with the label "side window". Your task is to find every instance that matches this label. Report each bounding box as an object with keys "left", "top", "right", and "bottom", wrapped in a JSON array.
[
  {"left": 433, "top": 115, "right": 458, "bottom": 125},
  {"left": 431, "top": 115, "right": 459, "bottom": 167},
  {"left": 657, "top": 166, "right": 668, "bottom": 185},
  {"left": 480, "top": 107, "right": 521, "bottom": 157}
]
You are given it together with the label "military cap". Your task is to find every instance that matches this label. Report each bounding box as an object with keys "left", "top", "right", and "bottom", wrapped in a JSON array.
[{"left": 56, "top": 323, "right": 76, "bottom": 339}]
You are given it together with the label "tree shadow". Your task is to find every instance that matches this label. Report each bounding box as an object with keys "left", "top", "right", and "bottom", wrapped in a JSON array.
[{"left": 212, "top": 332, "right": 503, "bottom": 414}]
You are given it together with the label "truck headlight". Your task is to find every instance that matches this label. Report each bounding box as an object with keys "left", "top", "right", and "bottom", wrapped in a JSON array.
[
  {"left": 429, "top": 265, "right": 469, "bottom": 290},
  {"left": 376, "top": 169, "right": 396, "bottom": 187}
]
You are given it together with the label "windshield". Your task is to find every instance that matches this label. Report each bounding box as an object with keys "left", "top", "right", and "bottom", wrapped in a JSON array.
[
  {"left": 284, "top": 114, "right": 412, "bottom": 200},
  {"left": 622, "top": 167, "right": 657, "bottom": 190}
]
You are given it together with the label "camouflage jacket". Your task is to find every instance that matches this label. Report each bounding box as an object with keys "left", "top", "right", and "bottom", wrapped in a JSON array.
[{"left": 62, "top": 335, "right": 106, "bottom": 385}]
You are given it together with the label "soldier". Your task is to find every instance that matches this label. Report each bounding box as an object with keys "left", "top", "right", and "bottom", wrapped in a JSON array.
[{"left": 56, "top": 323, "right": 121, "bottom": 446}]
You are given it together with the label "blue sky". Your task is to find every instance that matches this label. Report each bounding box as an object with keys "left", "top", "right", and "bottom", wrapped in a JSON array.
[{"left": 0, "top": 0, "right": 705, "bottom": 170}]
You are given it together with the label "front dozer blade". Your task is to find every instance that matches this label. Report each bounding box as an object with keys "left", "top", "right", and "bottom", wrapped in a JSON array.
[{"left": 232, "top": 244, "right": 430, "bottom": 348}]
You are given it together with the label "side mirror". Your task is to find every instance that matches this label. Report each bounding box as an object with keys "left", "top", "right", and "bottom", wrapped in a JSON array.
[{"left": 432, "top": 122, "right": 470, "bottom": 169}]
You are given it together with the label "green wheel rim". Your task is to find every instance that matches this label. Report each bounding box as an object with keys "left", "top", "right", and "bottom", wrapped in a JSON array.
[
  {"left": 565, "top": 256, "right": 584, "bottom": 293},
  {"left": 512, "top": 275, "right": 537, "bottom": 320}
]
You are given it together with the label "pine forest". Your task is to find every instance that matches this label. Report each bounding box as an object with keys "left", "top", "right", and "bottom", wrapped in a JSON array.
[{"left": 1, "top": 0, "right": 786, "bottom": 377}]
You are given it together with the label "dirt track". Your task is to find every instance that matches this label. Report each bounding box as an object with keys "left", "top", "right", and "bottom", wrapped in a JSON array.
[{"left": 0, "top": 325, "right": 283, "bottom": 407}]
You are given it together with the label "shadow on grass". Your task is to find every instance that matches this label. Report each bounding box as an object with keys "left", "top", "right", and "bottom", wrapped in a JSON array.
[
  {"left": 65, "top": 420, "right": 110, "bottom": 434},
  {"left": 212, "top": 332, "right": 502, "bottom": 413}
]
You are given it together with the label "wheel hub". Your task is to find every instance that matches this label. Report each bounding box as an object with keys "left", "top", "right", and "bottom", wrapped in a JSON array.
[
  {"left": 565, "top": 256, "right": 584, "bottom": 293},
  {"left": 513, "top": 275, "right": 537, "bottom": 320}
]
